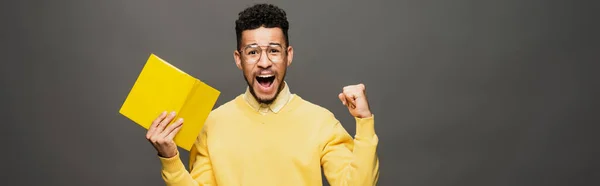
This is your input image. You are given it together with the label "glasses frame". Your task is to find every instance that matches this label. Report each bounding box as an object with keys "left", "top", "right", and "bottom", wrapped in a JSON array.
[{"left": 238, "top": 43, "right": 288, "bottom": 64}]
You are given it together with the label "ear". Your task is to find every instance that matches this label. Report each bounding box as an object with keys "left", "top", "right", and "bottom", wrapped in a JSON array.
[
  {"left": 286, "top": 45, "right": 294, "bottom": 66},
  {"left": 234, "top": 49, "right": 242, "bottom": 70}
]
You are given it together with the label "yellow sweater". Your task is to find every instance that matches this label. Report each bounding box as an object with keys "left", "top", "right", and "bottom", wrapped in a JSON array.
[{"left": 158, "top": 86, "right": 379, "bottom": 186}]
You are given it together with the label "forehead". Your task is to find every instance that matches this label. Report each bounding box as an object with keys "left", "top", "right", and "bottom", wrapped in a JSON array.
[{"left": 240, "top": 27, "right": 285, "bottom": 46}]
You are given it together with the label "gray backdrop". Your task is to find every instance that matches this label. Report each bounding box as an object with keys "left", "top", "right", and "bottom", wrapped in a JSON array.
[{"left": 1, "top": 0, "right": 599, "bottom": 185}]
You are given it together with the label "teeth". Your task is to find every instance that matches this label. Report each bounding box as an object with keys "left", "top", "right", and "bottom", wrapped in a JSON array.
[{"left": 258, "top": 75, "right": 274, "bottom": 78}]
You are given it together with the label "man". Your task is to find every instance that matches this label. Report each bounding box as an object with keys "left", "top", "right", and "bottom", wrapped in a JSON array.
[{"left": 145, "top": 4, "right": 379, "bottom": 186}]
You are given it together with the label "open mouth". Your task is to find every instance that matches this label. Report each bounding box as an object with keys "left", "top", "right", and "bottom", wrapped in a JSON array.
[{"left": 256, "top": 75, "right": 275, "bottom": 88}]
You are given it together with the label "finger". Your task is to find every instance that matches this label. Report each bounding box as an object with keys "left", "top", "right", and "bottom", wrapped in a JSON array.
[
  {"left": 343, "top": 86, "right": 350, "bottom": 93},
  {"left": 154, "top": 111, "right": 176, "bottom": 136},
  {"left": 160, "top": 118, "right": 184, "bottom": 139},
  {"left": 358, "top": 83, "right": 365, "bottom": 90},
  {"left": 344, "top": 93, "right": 356, "bottom": 109},
  {"left": 359, "top": 83, "right": 367, "bottom": 96},
  {"left": 166, "top": 121, "right": 184, "bottom": 140},
  {"left": 343, "top": 87, "right": 357, "bottom": 107},
  {"left": 351, "top": 91, "right": 359, "bottom": 106},
  {"left": 338, "top": 93, "right": 347, "bottom": 106},
  {"left": 147, "top": 111, "right": 167, "bottom": 139}
]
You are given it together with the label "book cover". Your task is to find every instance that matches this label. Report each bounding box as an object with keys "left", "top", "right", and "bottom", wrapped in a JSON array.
[{"left": 119, "top": 53, "right": 220, "bottom": 151}]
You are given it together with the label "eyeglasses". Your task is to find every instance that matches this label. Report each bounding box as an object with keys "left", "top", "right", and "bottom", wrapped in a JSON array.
[{"left": 239, "top": 44, "right": 286, "bottom": 64}]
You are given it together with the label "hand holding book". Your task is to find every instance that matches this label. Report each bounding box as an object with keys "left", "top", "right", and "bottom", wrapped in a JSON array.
[{"left": 146, "top": 111, "right": 184, "bottom": 158}]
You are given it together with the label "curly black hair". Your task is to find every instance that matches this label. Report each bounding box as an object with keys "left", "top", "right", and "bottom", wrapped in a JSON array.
[{"left": 235, "top": 3, "right": 289, "bottom": 50}]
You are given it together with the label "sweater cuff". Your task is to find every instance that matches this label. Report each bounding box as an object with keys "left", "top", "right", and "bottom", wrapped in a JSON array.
[
  {"left": 159, "top": 151, "right": 185, "bottom": 173},
  {"left": 355, "top": 114, "right": 375, "bottom": 139}
]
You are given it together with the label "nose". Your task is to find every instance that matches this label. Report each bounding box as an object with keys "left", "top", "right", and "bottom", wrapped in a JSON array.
[{"left": 256, "top": 51, "right": 272, "bottom": 69}]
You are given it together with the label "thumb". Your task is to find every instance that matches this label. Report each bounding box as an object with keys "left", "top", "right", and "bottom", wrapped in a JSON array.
[{"left": 338, "top": 93, "right": 347, "bottom": 106}]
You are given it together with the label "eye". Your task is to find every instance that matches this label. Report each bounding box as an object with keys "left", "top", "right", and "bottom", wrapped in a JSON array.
[
  {"left": 247, "top": 50, "right": 258, "bottom": 55},
  {"left": 269, "top": 49, "right": 281, "bottom": 53}
]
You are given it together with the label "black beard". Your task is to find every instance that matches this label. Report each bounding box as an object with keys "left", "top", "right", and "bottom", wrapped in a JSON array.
[{"left": 245, "top": 72, "right": 286, "bottom": 105}]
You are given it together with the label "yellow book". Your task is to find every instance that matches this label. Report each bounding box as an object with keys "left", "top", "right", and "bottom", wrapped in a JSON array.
[{"left": 119, "top": 53, "right": 220, "bottom": 151}]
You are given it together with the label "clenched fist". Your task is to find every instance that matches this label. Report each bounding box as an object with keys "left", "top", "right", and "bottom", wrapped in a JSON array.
[
  {"left": 338, "top": 83, "right": 373, "bottom": 118},
  {"left": 146, "top": 111, "right": 184, "bottom": 158}
]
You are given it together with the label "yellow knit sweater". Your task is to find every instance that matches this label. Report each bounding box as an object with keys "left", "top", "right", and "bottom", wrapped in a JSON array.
[{"left": 158, "top": 87, "right": 379, "bottom": 186}]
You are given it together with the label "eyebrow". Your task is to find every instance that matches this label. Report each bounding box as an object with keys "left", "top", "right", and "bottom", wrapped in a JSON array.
[{"left": 245, "top": 43, "right": 282, "bottom": 47}]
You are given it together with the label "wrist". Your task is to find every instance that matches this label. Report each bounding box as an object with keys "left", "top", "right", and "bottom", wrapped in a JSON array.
[
  {"left": 158, "top": 149, "right": 178, "bottom": 158},
  {"left": 357, "top": 112, "right": 373, "bottom": 118}
]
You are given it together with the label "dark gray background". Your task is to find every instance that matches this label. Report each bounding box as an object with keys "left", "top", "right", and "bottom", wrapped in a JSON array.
[{"left": 1, "top": 0, "right": 599, "bottom": 185}]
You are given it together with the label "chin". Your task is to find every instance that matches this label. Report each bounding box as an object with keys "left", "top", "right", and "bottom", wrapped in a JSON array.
[{"left": 252, "top": 80, "right": 278, "bottom": 104}]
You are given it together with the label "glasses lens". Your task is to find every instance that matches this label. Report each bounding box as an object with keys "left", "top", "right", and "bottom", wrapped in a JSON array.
[
  {"left": 267, "top": 45, "right": 283, "bottom": 62},
  {"left": 243, "top": 45, "right": 261, "bottom": 63}
]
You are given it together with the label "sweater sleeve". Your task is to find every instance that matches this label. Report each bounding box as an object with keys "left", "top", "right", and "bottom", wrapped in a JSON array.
[
  {"left": 158, "top": 124, "right": 216, "bottom": 186},
  {"left": 320, "top": 115, "right": 380, "bottom": 186}
]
